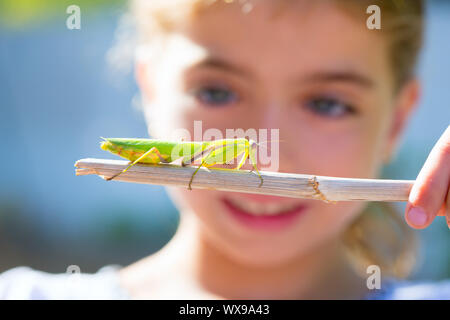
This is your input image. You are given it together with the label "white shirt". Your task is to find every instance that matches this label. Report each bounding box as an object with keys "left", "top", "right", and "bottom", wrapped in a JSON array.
[
  {"left": 0, "top": 265, "right": 130, "bottom": 299},
  {"left": 1, "top": 265, "right": 449, "bottom": 299}
]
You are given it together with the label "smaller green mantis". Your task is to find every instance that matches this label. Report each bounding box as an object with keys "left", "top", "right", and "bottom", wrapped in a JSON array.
[{"left": 100, "top": 137, "right": 263, "bottom": 190}]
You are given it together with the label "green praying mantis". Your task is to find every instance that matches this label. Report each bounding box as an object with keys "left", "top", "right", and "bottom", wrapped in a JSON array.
[{"left": 100, "top": 137, "right": 263, "bottom": 190}]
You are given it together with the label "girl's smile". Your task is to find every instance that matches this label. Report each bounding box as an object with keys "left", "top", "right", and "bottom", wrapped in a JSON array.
[{"left": 221, "top": 194, "right": 310, "bottom": 231}]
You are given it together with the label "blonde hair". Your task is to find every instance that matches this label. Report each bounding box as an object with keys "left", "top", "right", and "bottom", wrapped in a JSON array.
[
  {"left": 341, "top": 202, "right": 417, "bottom": 278},
  {"left": 128, "top": 0, "right": 424, "bottom": 278}
]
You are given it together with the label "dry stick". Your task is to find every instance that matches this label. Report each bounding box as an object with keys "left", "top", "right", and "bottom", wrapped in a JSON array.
[{"left": 75, "top": 158, "right": 414, "bottom": 202}]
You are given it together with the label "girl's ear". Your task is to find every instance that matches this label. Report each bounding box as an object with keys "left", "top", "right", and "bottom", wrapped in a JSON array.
[{"left": 383, "top": 78, "right": 421, "bottom": 164}]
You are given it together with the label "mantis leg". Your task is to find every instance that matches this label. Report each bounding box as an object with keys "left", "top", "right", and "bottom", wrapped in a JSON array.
[
  {"left": 182, "top": 145, "right": 214, "bottom": 166},
  {"left": 235, "top": 144, "right": 248, "bottom": 170},
  {"left": 186, "top": 145, "right": 217, "bottom": 190},
  {"left": 186, "top": 140, "right": 243, "bottom": 189},
  {"left": 106, "top": 147, "right": 168, "bottom": 181},
  {"left": 235, "top": 142, "right": 263, "bottom": 187},
  {"left": 248, "top": 145, "right": 263, "bottom": 187},
  {"left": 186, "top": 140, "right": 263, "bottom": 189}
]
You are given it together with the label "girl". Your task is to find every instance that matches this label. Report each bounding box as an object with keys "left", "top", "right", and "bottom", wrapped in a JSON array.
[{"left": 1, "top": 0, "right": 449, "bottom": 299}]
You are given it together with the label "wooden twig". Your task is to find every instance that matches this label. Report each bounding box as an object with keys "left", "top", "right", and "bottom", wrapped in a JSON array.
[{"left": 74, "top": 158, "right": 414, "bottom": 202}]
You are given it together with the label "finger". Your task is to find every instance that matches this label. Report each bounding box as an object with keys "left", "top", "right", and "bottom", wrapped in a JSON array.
[
  {"left": 437, "top": 202, "right": 446, "bottom": 217},
  {"left": 406, "top": 126, "right": 450, "bottom": 229}
]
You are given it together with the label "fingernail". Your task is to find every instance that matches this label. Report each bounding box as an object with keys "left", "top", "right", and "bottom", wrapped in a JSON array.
[{"left": 407, "top": 206, "right": 428, "bottom": 227}]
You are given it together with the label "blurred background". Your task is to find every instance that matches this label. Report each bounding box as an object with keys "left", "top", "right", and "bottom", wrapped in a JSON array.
[{"left": 0, "top": 0, "right": 448, "bottom": 280}]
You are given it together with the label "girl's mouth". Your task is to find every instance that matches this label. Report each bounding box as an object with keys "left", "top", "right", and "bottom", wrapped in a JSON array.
[{"left": 221, "top": 197, "right": 309, "bottom": 231}]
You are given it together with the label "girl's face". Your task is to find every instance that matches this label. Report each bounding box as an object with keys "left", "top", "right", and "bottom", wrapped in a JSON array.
[{"left": 138, "top": 1, "right": 418, "bottom": 267}]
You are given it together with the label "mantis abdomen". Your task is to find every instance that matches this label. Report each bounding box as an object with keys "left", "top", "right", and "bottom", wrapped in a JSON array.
[{"left": 100, "top": 138, "right": 203, "bottom": 164}]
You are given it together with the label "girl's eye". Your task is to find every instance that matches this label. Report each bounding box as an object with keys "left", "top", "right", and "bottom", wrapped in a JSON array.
[
  {"left": 193, "top": 86, "right": 238, "bottom": 106},
  {"left": 304, "top": 97, "right": 356, "bottom": 118}
]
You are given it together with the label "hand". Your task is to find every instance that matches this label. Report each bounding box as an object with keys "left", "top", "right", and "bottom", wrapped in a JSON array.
[{"left": 405, "top": 125, "right": 450, "bottom": 229}]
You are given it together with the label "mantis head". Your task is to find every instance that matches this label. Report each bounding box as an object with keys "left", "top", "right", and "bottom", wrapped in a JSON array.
[{"left": 249, "top": 139, "right": 258, "bottom": 152}]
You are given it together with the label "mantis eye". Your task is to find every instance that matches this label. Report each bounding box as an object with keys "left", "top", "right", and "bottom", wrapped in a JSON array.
[{"left": 250, "top": 141, "right": 258, "bottom": 149}]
